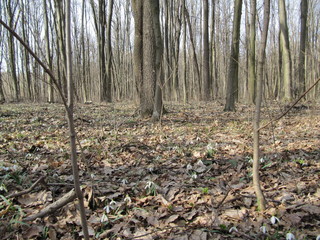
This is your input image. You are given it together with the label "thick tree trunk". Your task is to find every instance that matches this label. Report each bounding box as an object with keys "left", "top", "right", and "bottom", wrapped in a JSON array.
[
  {"left": 224, "top": 0, "right": 242, "bottom": 111},
  {"left": 298, "top": 0, "right": 308, "bottom": 97},
  {"left": 141, "top": 0, "right": 156, "bottom": 117},
  {"left": 151, "top": 0, "right": 164, "bottom": 121},
  {"left": 279, "top": 0, "right": 292, "bottom": 101}
]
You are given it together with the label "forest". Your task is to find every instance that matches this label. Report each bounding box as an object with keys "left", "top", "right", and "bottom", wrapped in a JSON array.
[{"left": 0, "top": 0, "right": 319, "bottom": 239}]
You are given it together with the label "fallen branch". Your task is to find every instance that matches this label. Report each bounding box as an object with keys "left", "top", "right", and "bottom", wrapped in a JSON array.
[
  {"left": 23, "top": 189, "right": 76, "bottom": 222},
  {"left": 258, "top": 77, "right": 320, "bottom": 131},
  {"left": 6, "top": 176, "right": 45, "bottom": 199}
]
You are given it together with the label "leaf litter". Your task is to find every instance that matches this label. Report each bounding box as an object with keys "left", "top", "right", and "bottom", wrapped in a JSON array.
[{"left": 0, "top": 102, "right": 319, "bottom": 239}]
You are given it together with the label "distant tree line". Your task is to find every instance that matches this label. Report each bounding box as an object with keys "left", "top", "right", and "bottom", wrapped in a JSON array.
[{"left": 0, "top": 0, "right": 318, "bottom": 113}]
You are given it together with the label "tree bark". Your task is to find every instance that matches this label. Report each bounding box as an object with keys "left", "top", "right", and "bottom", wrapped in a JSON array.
[
  {"left": 248, "top": 0, "right": 256, "bottom": 104},
  {"left": 43, "top": 0, "right": 54, "bottom": 103},
  {"left": 224, "top": 0, "right": 242, "bottom": 111},
  {"left": 202, "top": 0, "right": 210, "bottom": 100},
  {"left": 279, "top": 0, "right": 292, "bottom": 101},
  {"left": 253, "top": 0, "right": 270, "bottom": 211},
  {"left": 65, "top": 0, "right": 89, "bottom": 238},
  {"left": 298, "top": 0, "right": 308, "bottom": 97},
  {"left": 151, "top": 0, "right": 164, "bottom": 121},
  {"left": 6, "top": 0, "right": 20, "bottom": 101}
]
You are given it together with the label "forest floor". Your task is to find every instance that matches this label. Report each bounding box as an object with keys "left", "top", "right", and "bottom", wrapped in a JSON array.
[{"left": 0, "top": 101, "right": 319, "bottom": 240}]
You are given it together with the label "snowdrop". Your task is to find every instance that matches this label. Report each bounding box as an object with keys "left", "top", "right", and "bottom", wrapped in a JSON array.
[
  {"left": 103, "top": 200, "right": 117, "bottom": 214},
  {"left": 100, "top": 213, "right": 108, "bottom": 223},
  {"left": 186, "top": 164, "right": 193, "bottom": 171},
  {"left": 286, "top": 232, "right": 295, "bottom": 240},
  {"left": 316, "top": 235, "right": 320, "bottom": 240},
  {"left": 229, "top": 226, "right": 238, "bottom": 233},
  {"left": 124, "top": 194, "right": 131, "bottom": 203},
  {"left": 270, "top": 216, "right": 280, "bottom": 225},
  {"left": 260, "top": 225, "right": 267, "bottom": 234},
  {"left": 191, "top": 172, "right": 197, "bottom": 179},
  {"left": 121, "top": 178, "right": 128, "bottom": 185}
]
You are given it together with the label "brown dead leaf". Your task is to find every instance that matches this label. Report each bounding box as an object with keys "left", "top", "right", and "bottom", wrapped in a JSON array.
[
  {"left": 222, "top": 208, "right": 248, "bottom": 221},
  {"left": 165, "top": 214, "right": 179, "bottom": 225},
  {"left": 283, "top": 213, "right": 302, "bottom": 226},
  {"left": 190, "top": 229, "right": 207, "bottom": 240},
  {"left": 23, "top": 225, "right": 42, "bottom": 239},
  {"left": 133, "top": 228, "right": 153, "bottom": 240},
  {"left": 299, "top": 204, "right": 320, "bottom": 214}
]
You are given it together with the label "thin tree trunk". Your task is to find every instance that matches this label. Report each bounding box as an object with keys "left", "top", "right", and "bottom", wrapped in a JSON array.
[
  {"left": 185, "top": 6, "right": 201, "bottom": 98},
  {"left": 248, "top": 0, "right": 256, "bottom": 104},
  {"left": 106, "top": 0, "right": 114, "bottom": 102},
  {"left": 65, "top": 0, "right": 89, "bottom": 238},
  {"left": 202, "top": 0, "right": 210, "bottom": 100},
  {"left": 253, "top": 0, "right": 270, "bottom": 211},
  {"left": 6, "top": 0, "right": 20, "bottom": 101},
  {"left": 43, "top": 0, "right": 54, "bottom": 103},
  {"left": 132, "top": 0, "right": 143, "bottom": 107}
]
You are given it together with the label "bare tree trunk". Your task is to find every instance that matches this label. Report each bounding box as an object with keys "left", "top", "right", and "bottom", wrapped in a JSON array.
[
  {"left": 21, "top": 0, "right": 32, "bottom": 100},
  {"left": 185, "top": 6, "right": 201, "bottom": 99},
  {"left": 224, "top": 0, "right": 242, "bottom": 111},
  {"left": 6, "top": 0, "right": 20, "bottom": 101},
  {"left": 182, "top": 0, "right": 188, "bottom": 103},
  {"left": 279, "top": 0, "right": 292, "bottom": 101},
  {"left": 54, "top": 0, "right": 67, "bottom": 98},
  {"left": 43, "top": 0, "right": 54, "bottom": 103},
  {"left": 151, "top": 0, "right": 164, "bottom": 121},
  {"left": 132, "top": 0, "right": 143, "bottom": 106},
  {"left": 253, "top": 0, "right": 270, "bottom": 211},
  {"left": 210, "top": 0, "right": 218, "bottom": 99},
  {"left": 202, "top": 0, "right": 210, "bottom": 100},
  {"left": 65, "top": 0, "right": 89, "bottom": 238},
  {"left": 298, "top": 0, "right": 308, "bottom": 97},
  {"left": 248, "top": 0, "right": 256, "bottom": 104},
  {"left": 141, "top": 0, "right": 156, "bottom": 117},
  {"left": 106, "top": 0, "right": 114, "bottom": 102}
]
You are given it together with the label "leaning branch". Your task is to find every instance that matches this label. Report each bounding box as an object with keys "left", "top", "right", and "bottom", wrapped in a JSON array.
[
  {"left": 6, "top": 176, "right": 45, "bottom": 199},
  {"left": 23, "top": 189, "right": 76, "bottom": 222},
  {"left": 258, "top": 77, "right": 320, "bottom": 131}
]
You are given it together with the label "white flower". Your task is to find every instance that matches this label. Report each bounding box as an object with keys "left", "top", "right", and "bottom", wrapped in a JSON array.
[
  {"left": 191, "top": 172, "right": 197, "bottom": 179},
  {"left": 187, "top": 164, "right": 193, "bottom": 171},
  {"left": 286, "top": 232, "right": 295, "bottom": 240},
  {"left": 270, "top": 216, "right": 280, "bottom": 225},
  {"left": 110, "top": 199, "right": 117, "bottom": 206},
  {"left": 145, "top": 181, "right": 155, "bottom": 189},
  {"left": 316, "top": 235, "right": 320, "bottom": 240},
  {"left": 229, "top": 226, "right": 238, "bottom": 233},
  {"left": 100, "top": 213, "right": 108, "bottom": 223},
  {"left": 122, "top": 179, "right": 128, "bottom": 185},
  {"left": 124, "top": 194, "right": 131, "bottom": 203},
  {"left": 104, "top": 205, "right": 111, "bottom": 214},
  {"left": 260, "top": 226, "right": 267, "bottom": 234},
  {"left": 90, "top": 173, "right": 95, "bottom": 179}
]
